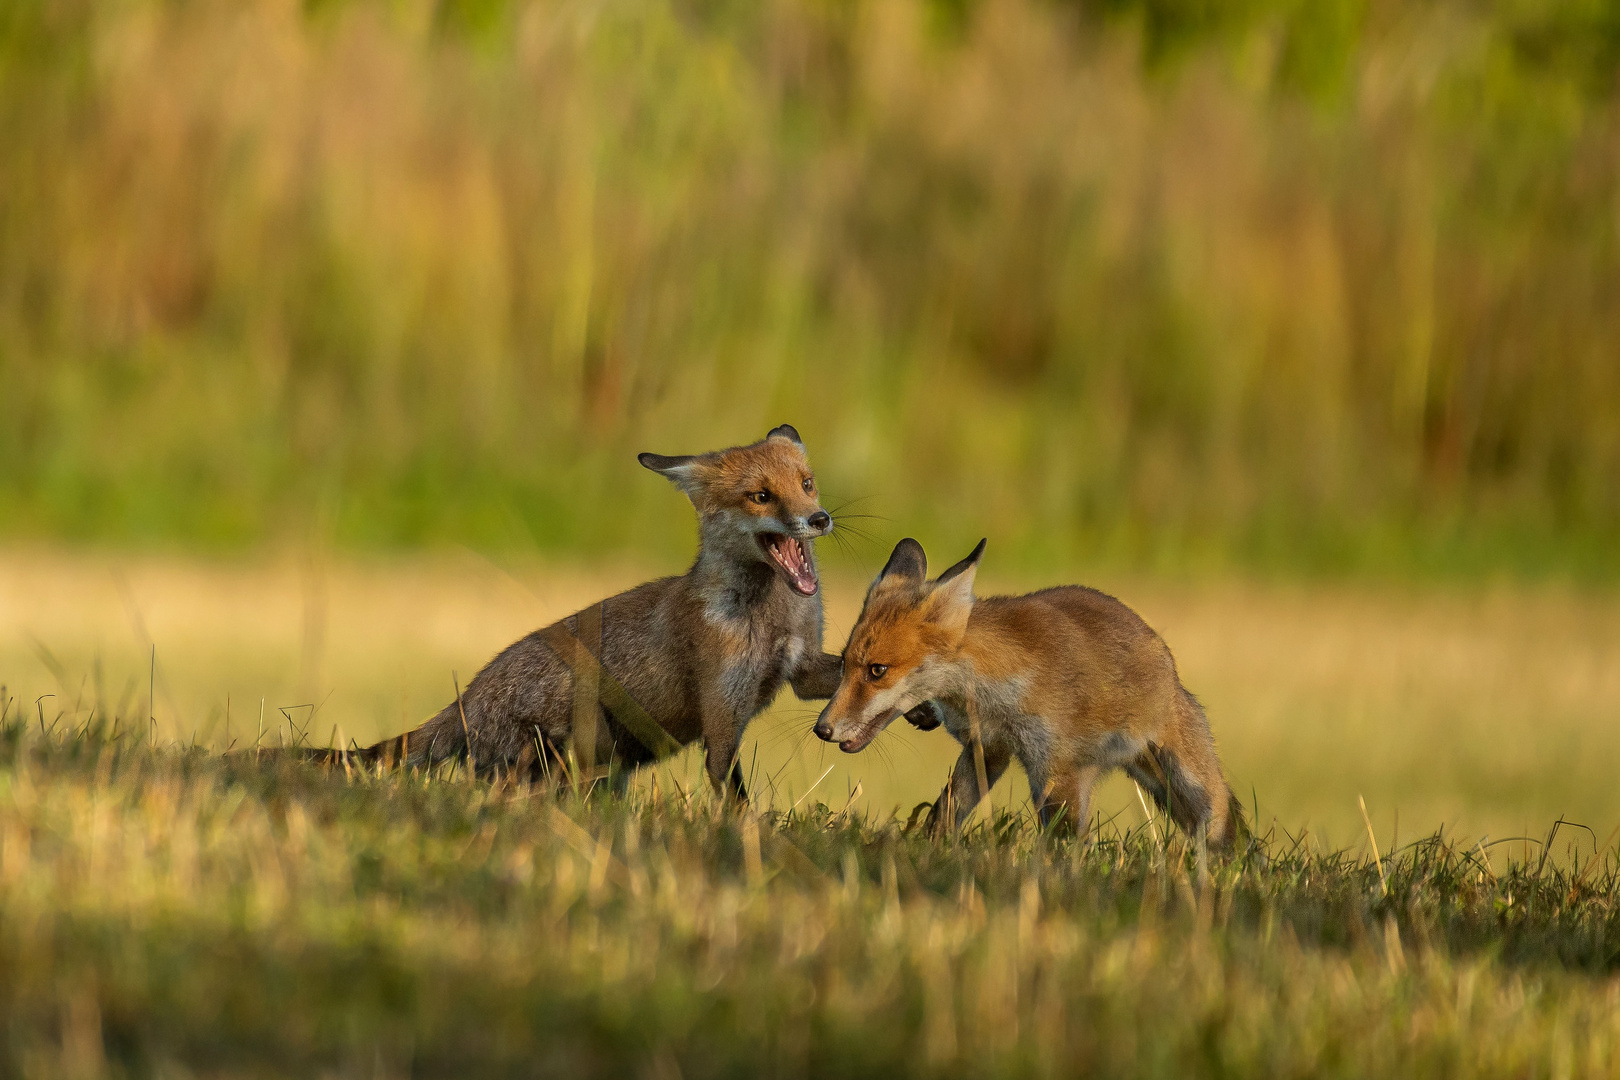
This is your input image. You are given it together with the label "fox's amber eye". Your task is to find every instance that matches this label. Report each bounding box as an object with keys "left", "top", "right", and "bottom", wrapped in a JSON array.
[
  {"left": 867, "top": 663, "right": 888, "bottom": 681},
  {"left": 749, "top": 490, "right": 771, "bottom": 504},
  {"left": 802, "top": 477, "right": 815, "bottom": 494}
]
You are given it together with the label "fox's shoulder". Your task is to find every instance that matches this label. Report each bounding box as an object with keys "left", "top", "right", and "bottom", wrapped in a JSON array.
[
  {"left": 612, "top": 574, "right": 689, "bottom": 607},
  {"left": 603, "top": 569, "right": 782, "bottom": 629},
  {"left": 564, "top": 574, "right": 707, "bottom": 665}
]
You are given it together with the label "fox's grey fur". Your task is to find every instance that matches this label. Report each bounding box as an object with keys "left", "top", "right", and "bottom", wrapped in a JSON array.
[{"left": 336, "top": 425, "right": 846, "bottom": 800}]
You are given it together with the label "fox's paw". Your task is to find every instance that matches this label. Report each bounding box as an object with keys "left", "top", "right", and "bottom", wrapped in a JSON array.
[{"left": 903, "top": 701, "right": 943, "bottom": 731}]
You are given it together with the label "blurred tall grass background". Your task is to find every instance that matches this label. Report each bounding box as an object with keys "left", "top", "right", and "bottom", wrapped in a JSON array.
[{"left": 4, "top": 0, "right": 1620, "bottom": 573}]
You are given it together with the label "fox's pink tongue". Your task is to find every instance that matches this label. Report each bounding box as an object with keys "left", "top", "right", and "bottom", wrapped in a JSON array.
[{"left": 769, "top": 537, "right": 818, "bottom": 595}]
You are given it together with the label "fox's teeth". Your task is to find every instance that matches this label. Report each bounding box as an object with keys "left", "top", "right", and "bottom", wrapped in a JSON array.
[{"left": 767, "top": 535, "right": 816, "bottom": 594}]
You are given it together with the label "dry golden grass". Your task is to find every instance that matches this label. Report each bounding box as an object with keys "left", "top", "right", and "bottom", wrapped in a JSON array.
[
  {"left": 4, "top": 548, "right": 1617, "bottom": 853},
  {"left": 4, "top": 727, "right": 1615, "bottom": 1077}
]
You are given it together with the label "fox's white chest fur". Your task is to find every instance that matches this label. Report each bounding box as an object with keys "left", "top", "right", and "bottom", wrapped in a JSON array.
[{"left": 718, "top": 631, "right": 807, "bottom": 717}]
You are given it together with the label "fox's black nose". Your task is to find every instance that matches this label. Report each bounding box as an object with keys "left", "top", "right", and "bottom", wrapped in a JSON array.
[
  {"left": 813, "top": 718, "right": 834, "bottom": 742},
  {"left": 808, "top": 511, "right": 831, "bottom": 532}
]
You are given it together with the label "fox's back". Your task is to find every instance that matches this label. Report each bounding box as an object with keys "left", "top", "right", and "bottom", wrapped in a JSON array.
[
  {"left": 967, "top": 586, "right": 1180, "bottom": 732},
  {"left": 486, "top": 575, "right": 714, "bottom": 742}
]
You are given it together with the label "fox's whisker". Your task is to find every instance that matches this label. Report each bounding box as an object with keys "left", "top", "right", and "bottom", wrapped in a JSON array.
[
  {"left": 758, "top": 723, "right": 818, "bottom": 751},
  {"left": 783, "top": 729, "right": 819, "bottom": 764},
  {"left": 880, "top": 729, "right": 927, "bottom": 765},
  {"left": 830, "top": 525, "right": 881, "bottom": 550},
  {"left": 834, "top": 520, "right": 877, "bottom": 540},
  {"left": 824, "top": 494, "right": 884, "bottom": 515},
  {"left": 827, "top": 532, "right": 864, "bottom": 561}
]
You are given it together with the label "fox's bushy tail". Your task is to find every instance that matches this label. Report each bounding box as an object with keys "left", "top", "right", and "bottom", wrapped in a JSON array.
[
  {"left": 1225, "top": 787, "right": 1253, "bottom": 845},
  {"left": 354, "top": 703, "right": 469, "bottom": 769},
  {"left": 261, "top": 703, "right": 471, "bottom": 771}
]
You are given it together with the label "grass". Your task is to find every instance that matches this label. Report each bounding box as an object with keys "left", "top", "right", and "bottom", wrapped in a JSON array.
[
  {"left": 3, "top": 0, "right": 1620, "bottom": 573},
  {"left": 1, "top": 714, "right": 1618, "bottom": 1078},
  {"left": 8, "top": 550, "right": 1617, "bottom": 1072}
]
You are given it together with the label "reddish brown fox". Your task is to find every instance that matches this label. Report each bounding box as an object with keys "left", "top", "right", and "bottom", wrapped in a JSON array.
[
  {"left": 814, "top": 538, "right": 1246, "bottom": 847},
  {"left": 336, "top": 425, "right": 845, "bottom": 801}
]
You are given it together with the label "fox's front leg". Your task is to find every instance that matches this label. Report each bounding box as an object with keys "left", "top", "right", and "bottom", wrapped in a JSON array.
[
  {"left": 930, "top": 741, "right": 1011, "bottom": 834},
  {"left": 699, "top": 687, "right": 748, "bottom": 804},
  {"left": 789, "top": 652, "right": 844, "bottom": 699}
]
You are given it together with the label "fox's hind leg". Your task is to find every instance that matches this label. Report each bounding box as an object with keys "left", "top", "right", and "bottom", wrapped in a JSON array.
[
  {"left": 1125, "top": 744, "right": 1217, "bottom": 840},
  {"left": 1126, "top": 691, "right": 1241, "bottom": 848}
]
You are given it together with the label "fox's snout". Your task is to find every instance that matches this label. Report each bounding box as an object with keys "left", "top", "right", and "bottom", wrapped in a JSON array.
[
  {"left": 770, "top": 504, "right": 830, "bottom": 539},
  {"left": 812, "top": 709, "right": 835, "bottom": 743},
  {"left": 813, "top": 698, "right": 899, "bottom": 754},
  {"left": 812, "top": 699, "right": 850, "bottom": 744}
]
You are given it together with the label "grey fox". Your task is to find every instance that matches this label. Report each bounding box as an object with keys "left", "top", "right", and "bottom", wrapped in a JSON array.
[{"left": 341, "top": 425, "right": 847, "bottom": 800}]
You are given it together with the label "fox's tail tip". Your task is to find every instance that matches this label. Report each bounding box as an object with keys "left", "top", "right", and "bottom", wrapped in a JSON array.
[
  {"left": 228, "top": 743, "right": 384, "bottom": 768},
  {"left": 1223, "top": 788, "right": 1269, "bottom": 861}
]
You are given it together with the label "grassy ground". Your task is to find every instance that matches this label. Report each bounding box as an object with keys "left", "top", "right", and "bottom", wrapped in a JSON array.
[
  {"left": 5, "top": 552, "right": 1619, "bottom": 1075},
  {"left": 5, "top": 550, "right": 1618, "bottom": 849},
  {"left": 1, "top": 719, "right": 1617, "bottom": 1078}
]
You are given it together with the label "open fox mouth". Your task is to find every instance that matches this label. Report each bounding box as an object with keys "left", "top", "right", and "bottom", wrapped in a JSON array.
[{"left": 762, "top": 534, "right": 819, "bottom": 596}]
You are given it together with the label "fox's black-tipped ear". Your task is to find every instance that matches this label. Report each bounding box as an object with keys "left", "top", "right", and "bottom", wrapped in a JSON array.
[
  {"left": 935, "top": 538, "right": 986, "bottom": 585},
  {"left": 638, "top": 452, "right": 693, "bottom": 472},
  {"left": 879, "top": 538, "right": 928, "bottom": 585},
  {"left": 638, "top": 452, "right": 699, "bottom": 486},
  {"left": 766, "top": 424, "right": 803, "bottom": 446},
  {"left": 924, "top": 538, "right": 979, "bottom": 643}
]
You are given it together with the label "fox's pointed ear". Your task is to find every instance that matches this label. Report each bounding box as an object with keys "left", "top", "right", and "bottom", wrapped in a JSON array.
[
  {"left": 766, "top": 423, "right": 803, "bottom": 447},
  {"left": 924, "top": 539, "right": 983, "bottom": 645},
  {"left": 638, "top": 451, "right": 696, "bottom": 475},
  {"left": 878, "top": 538, "right": 927, "bottom": 585},
  {"left": 934, "top": 538, "right": 986, "bottom": 586},
  {"left": 639, "top": 452, "right": 701, "bottom": 494}
]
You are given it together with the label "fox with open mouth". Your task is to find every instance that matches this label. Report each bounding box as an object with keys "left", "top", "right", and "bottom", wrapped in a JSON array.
[{"left": 338, "top": 425, "right": 850, "bottom": 801}]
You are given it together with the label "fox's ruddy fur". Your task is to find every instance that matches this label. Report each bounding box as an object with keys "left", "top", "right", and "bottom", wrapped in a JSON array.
[
  {"left": 342, "top": 425, "right": 844, "bottom": 800},
  {"left": 815, "top": 539, "right": 1246, "bottom": 847}
]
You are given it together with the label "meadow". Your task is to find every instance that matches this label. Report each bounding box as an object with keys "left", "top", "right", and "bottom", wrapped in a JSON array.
[
  {"left": 5, "top": 553, "right": 1619, "bottom": 1074},
  {"left": 5, "top": 0, "right": 1620, "bottom": 1072},
  {"left": 2, "top": 703, "right": 1618, "bottom": 1078}
]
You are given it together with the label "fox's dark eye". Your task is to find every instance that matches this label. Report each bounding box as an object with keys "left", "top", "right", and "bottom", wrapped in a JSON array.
[
  {"left": 802, "top": 477, "right": 815, "bottom": 494},
  {"left": 867, "top": 663, "right": 888, "bottom": 681},
  {"left": 749, "top": 490, "right": 771, "bottom": 504}
]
